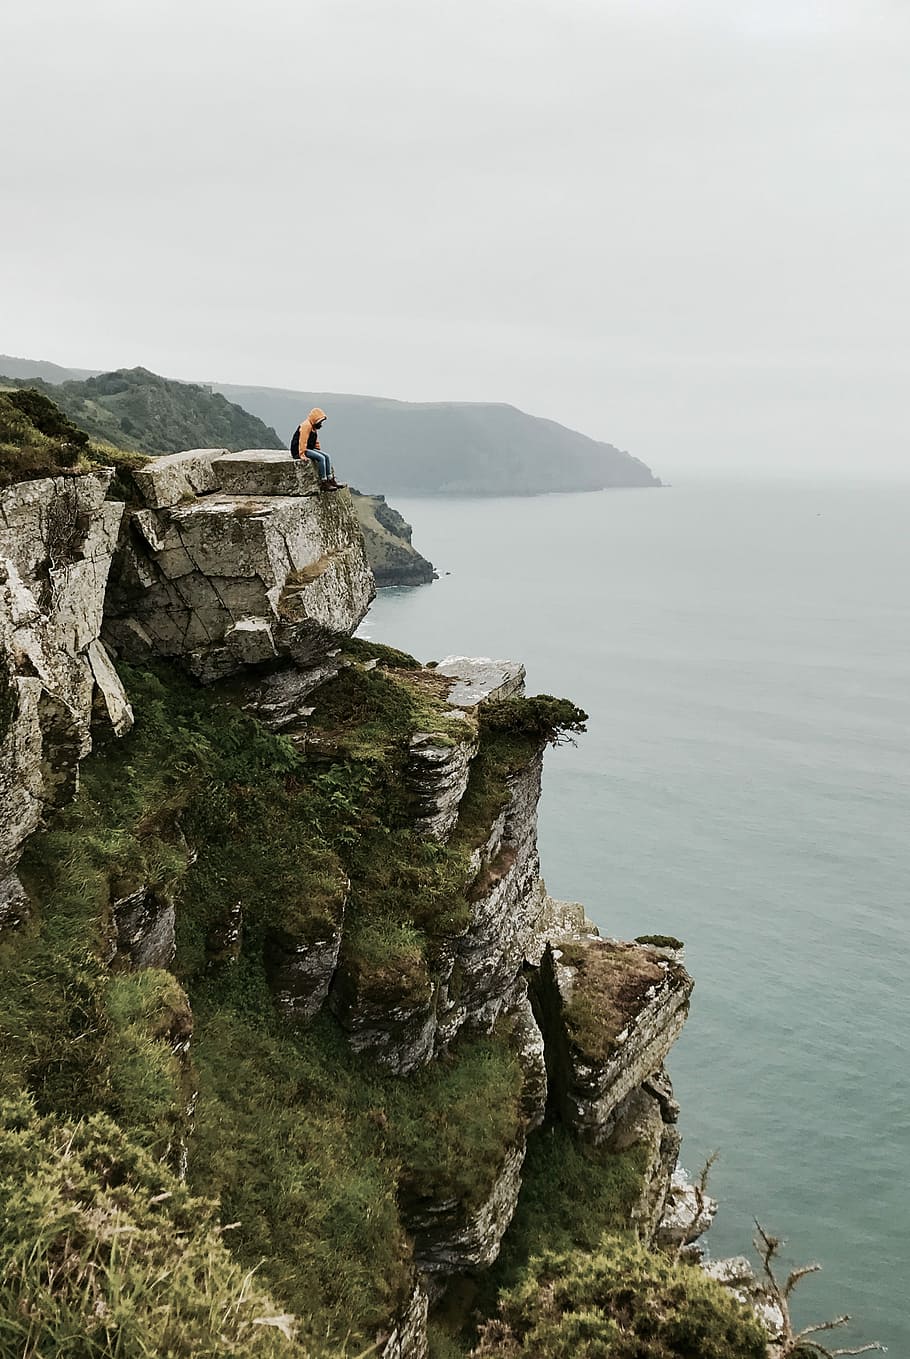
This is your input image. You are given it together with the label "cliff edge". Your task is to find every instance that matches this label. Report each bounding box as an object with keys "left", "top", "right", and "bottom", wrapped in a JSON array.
[{"left": 0, "top": 450, "right": 768, "bottom": 1359}]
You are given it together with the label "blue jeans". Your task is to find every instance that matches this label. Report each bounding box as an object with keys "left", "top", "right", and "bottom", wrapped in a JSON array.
[{"left": 306, "top": 450, "right": 332, "bottom": 480}]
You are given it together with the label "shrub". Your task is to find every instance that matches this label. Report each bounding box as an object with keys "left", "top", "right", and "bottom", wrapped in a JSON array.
[
  {"left": 474, "top": 1233, "right": 767, "bottom": 1359},
  {"left": 342, "top": 636, "right": 421, "bottom": 669},
  {"left": 480, "top": 696, "right": 588, "bottom": 748},
  {"left": 635, "top": 934, "right": 685, "bottom": 951}
]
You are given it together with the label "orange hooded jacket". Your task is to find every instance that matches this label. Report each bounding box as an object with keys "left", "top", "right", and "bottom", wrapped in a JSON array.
[{"left": 294, "top": 407, "right": 327, "bottom": 458}]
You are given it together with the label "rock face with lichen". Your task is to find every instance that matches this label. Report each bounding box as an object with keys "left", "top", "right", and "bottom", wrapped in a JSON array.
[
  {"left": 103, "top": 449, "right": 374, "bottom": 683},
  {"left": 0, "top": 469, "right": 130, "bottom": 927}
]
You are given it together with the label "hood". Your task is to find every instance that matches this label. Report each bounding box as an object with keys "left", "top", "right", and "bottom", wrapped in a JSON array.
[{"left": 307, "top": 407, "right": 327, "bottom": 425}]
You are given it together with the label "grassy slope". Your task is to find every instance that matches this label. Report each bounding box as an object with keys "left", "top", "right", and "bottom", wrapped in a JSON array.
[
  {"left": 0, "top": 656, "right": 541, "bottom": 1348},
  {"left": 0, "top": 386, "right": 149, "bottom": 488}
]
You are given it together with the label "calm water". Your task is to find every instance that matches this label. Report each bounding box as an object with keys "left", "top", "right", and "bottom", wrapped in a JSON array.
[{"left": 361, "top": 481, "right": 910, "bottom": 1355}]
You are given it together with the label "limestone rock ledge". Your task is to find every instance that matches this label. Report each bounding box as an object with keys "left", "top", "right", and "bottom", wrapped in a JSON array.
[
  {"left": 534, "top": 935, "right": 693, "bottom": 1145},
  {"left": 0, "top": 470, "right": 130, "bottom": 927},
  {"left": 103, "top": 449, "right": 374, "bottom": 684}
]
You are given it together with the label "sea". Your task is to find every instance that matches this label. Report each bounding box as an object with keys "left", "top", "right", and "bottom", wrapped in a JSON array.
[{"left": 360, "top": 479, "right": 910, "bottom": 1356}]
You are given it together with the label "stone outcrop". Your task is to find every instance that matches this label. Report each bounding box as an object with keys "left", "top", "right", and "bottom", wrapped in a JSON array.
[
  {"left": 408, "top": 717, "right": 478, "bottom": 840},
  {"left": 406, "top": 1144, "right": 526, "bottom": 1276},
  {"left": 111, "top": 886, "right": 177, "bottom": 969},
  {"left": 534, "top": 935, "right": 693, "bottom": 1144},
  {"left": 657, "top": 1164, "right": 718, "bottom": 1248},
  {"left": 435, "top": 656, "right": 526, "bottom": 708},
  {"left": 103, "top": 449, "right": 374, "bottom": 684},
  {"left": 379, "top": 1281, "right": 430, "bottom": 1359},
  {"left": 266, "top": 896, "right": 348, "bottom": 1021},
  {"left": 436, "top": 751, "right": 547, "bottom": 1046},
  {"left": 330, "top": 955, "right": 438, "bottom": 1076},
  {"left": 349, "top": 490, "right": 437, "bottom": 588},
  {"left": 0, "top": 470, "right": 129, "bottom": 926},
  {"left": 701, "top": 1257, "right": 786, "bottom": 1346}
]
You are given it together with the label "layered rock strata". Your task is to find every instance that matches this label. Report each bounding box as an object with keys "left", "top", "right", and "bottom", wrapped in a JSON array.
[
  {"left": 534, "top": 935, "right": 693, "bottom": 1144},
  {"left": 0, "top": 470, "right": 130, "bottom": 927}
]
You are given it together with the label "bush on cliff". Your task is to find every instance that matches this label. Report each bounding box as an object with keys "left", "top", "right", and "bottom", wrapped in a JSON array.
[
  {"left": 472, "top": 1233, "right": 767, "bottom": 1359},
  {"left": 481, "top": 695, "right": 588, "bottom": 747}
]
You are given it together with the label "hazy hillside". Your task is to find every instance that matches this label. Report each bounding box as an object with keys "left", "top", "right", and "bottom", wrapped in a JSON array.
[
  {"left": 218, "top": 384, "right": 660, "bottom": 495},
  {"left": 0, "top": 354, "right": 96, "bottom": 383},
  {"left": 0, "top": 356, "right": 661, "bottom": 494},
  {"left": 1, "top": 368, "right": 282, "bottom": 456}
]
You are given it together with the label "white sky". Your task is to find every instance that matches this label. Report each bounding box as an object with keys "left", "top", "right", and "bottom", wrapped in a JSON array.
[{"left": 2, "top": 0, "right": 908, "bottom": 479}]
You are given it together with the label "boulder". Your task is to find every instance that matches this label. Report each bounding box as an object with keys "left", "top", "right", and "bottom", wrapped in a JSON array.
[
  {"left": 88, "top": 638, "right": 134, "bottom": 738},
  {"left": 105, "top": 480, "right": 374, "bottom": 684}
]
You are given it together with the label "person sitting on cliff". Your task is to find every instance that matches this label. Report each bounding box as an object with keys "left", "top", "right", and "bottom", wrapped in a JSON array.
[{"left": 290, "top": 407, "right": 345, "bottom": 491}]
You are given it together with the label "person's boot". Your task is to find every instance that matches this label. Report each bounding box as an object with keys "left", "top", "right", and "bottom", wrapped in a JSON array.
[
  {"left": 319, "top": 478, "right": 331, "bottom": 492},
  {"left": 326, "top": 476, "right": 347, "bottom": 491}
]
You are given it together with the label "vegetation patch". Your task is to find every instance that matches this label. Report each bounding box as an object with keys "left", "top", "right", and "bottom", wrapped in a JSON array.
[
  {"left": 342, "top": 634, "right": 422, "bottom": 669},
  {"left": 635, "top": 934, "right": 684, "bottom": 951},
  {"left": 0, "top": 386, "right": 148, "bottom": 488},
  {"left": 473, "top": 1232, "right": 767, "bottom": 1358},
  {"left": 480, "top": 695, "right": 588, "bottom": 748},
  {"left": 105, "top": 969, "right": 193, "bottom": 1161},
  {"left": 4, "top": 367, "right": 283, "bottom": 456},
  {"left": 189, "top": 1012, "right": 524, "bottom": 1349},
  {"left": 0, "top": 1094, "right": 307, "bottom": 1359},
  {"left": 557, "top": 940, "right": 666, "bottom": 1063}
]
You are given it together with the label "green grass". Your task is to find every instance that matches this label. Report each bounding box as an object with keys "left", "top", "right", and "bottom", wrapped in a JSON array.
[
  {"left": 0, "top": 1094, "right": 315, "bottom": 1359},
  {"left": 0, "top": 386, "right": 150, "bottom": 489},
  {"left": 1, "top": 659, "right": 541, "bottom": 1347},
  {"left": 188, "top": 1011, "right": 525, "bottom": 1348},
  {"left": 554, "top": 941, "right": 668, "bottom": 1063}
]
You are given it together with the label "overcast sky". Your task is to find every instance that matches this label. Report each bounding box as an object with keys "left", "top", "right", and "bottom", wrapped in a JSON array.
[{"left": 3, "top": 0, "right": 908, "bottom": 479}]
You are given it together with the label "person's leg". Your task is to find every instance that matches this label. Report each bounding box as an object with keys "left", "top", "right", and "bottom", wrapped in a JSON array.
[{"left": 306, "top": 450, "right": 330, "bottom": 481}]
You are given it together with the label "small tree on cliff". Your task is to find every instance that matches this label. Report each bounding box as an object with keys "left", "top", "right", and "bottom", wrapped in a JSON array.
[{"left": 753, "top": 1222, "right": 884, "bottom": 1357}]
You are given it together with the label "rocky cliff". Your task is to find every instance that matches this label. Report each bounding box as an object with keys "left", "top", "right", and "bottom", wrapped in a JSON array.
[
  {"left": 0, "top": 450, "right": 768, "bottom": 1359},
  {"left": 350, "top": 490, "right": 436, "bottom": 587}
]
